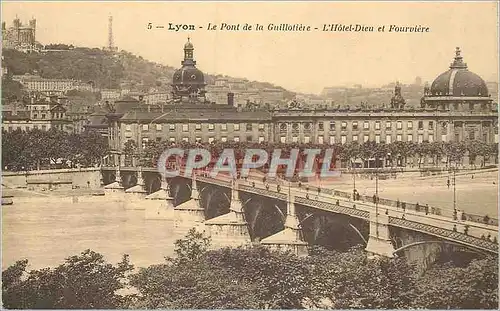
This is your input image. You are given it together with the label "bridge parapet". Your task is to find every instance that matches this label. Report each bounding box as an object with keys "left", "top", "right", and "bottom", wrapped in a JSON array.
[
  {"left": 389, "top": 217, "right": 498, "bottom": 253},
  {"left": 239, "top": 184, "right": 287, "bottom": 201},
  {"left": 295, "top": 196, "right": 369, "bottom": 219}
]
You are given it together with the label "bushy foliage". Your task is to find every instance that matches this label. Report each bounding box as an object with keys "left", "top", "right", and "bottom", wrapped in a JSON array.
[
  {"left": 307, "top": 245, "right": 418, "bottom": 309},
  {"left": 3, "top": 233, "right": 498, "bottom": 309},
  {"left": 415, "top": 256, "right": 498, "bottom": 309},
  {"left": 169, "top": 228, "right": 212, "bottom": 264},
  {"left": 2, "top": 250, "right": 134, "bottom": 309},
  {"left": 1, "top": 76, "right": 24, "bottom": 101}
]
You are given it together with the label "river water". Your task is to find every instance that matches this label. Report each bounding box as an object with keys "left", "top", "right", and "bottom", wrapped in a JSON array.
[{"left": 2, "top": 198, "right": 179, "bottom": 270}]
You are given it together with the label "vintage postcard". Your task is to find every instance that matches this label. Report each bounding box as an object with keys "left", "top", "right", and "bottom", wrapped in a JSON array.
[{"left": 1, "top": 1, "right": 498, "bottom": 309}]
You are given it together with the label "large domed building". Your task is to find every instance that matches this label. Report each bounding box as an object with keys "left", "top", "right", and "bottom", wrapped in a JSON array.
[
  {"left": 418, "top": 47, "right": 497, "bottom": 144},
  {"left": 100, "top": 42, "right": 496, "bottom": 171},
  {"left": 421, "top": 47, "right": 493, "bottom": 112},
  {"left": 171, "top": 38, "right": 207, "bottom": 102}
]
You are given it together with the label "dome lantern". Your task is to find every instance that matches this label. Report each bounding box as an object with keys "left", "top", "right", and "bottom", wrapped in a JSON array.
[
  {"left": 449, "top": 47, "right": 467, "bottom": 69},
  {"left": 182, "top": 37, "right": 195, "bottom": 65}
]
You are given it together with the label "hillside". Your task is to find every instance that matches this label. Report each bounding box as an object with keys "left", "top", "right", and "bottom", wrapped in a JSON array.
[{"left": 1, "top": 47, "right": 295, "bottom": 98}]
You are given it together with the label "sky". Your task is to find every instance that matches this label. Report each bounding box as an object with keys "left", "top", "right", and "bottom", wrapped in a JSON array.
[{"left": 2, "top": 1, "right": 499, "bottom": 94}]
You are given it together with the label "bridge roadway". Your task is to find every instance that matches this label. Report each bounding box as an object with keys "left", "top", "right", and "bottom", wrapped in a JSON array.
[{"left": 103, "top": 167, "right": 498, "bottom": 254}]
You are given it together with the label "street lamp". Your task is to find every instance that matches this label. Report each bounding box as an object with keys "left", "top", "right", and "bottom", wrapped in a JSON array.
[
  {"left": 453, "top": 166, "right": 457, "bottom": 220},
  {"left": 375, "top": 167, "right": 379, "bottom": 237},
  {"left": 352, "top": 160, "right": 356, "bottom": 200}
]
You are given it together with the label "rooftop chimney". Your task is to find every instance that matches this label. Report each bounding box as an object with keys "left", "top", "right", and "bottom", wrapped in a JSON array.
[{"left": 227, "top": 92, "right": 234, "bottom": 106}]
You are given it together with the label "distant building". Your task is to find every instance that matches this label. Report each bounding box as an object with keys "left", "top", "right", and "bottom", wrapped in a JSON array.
[
  {"left": 144, "top": 92, "right": 170, "bottom": 105},
  {"left": 414, "top": 76, "right": 422, "bottom": 86},
  {"left": 12, "top": 74, "right": 76, "bottom": 92},
  {"left": 74, "top": 81, "right": 97, "bottom": 92},
  {"left": 2, "top": 95, "right": 72, "bottom": 132},
  {"left": 214, "top": 77, "right": 228, "bottom": 87},
  {"left": 260, "top": 88, "right": 284, "bottom": 104},
  {"left": 101, "top": 89, "right": 121, "bottom": 101},
  {"left": 2, "top": 17, "right": 37, "bottom": 53}
]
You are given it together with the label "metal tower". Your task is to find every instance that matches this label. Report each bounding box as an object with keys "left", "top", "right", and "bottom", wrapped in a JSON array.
[{"left": 107, "top": 15, "right": 116, "bottom": 52}]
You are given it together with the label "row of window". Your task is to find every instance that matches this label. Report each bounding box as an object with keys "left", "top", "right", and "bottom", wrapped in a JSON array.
[
  {"left": 31, "top": 113, "right": 65, "bottom": 119},
  {"left": 429, "top": 102, "right": 491, "bottom": 111},
  {"left": 130, "top": 120, "right": 437, "bottom": 133},
  {"left": 30, "top": 106, "right": 51, "bottom": 110},
  {"left": 129, "top": 123, "right": 267, "bottom": 132},
  {"left": 134, "top": 132, "right": 441, "bottom": 146},
  {"left": 278, "top": 133, "right": 438, "bottom": 144},
  {"left": 280, "top": 120, "right": 434, "bottom": 131},
  {"left": 5, "top": 125, "right": 48, "bottom": 131},
  {"left": 140, "top": 135, "right": 266, "bottom": 146}
]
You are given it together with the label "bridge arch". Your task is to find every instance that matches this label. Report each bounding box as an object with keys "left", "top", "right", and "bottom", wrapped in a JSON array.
[
  {"left": 145, "top": 173, "right": 161, "bottom": 194},
  {"left": 393, "top": 240, "right": 490, "bottom": 257},
  {"left": 247, "top": 197, "right": 287, "bottom": 241},
  {"left": 201, "top": 186, "right": 230, "bottom": 219},
  {"left": 171, "top": 179, "right": 190, "bottom": 206},
  {"left": 298, "top": 210, "right": 368, "bottom": 249}
]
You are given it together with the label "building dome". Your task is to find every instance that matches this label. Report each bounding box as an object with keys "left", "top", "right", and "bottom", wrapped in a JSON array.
[
  {"left": 430, "top": 47, "right": 488, "bottom": 97},
  {"left": 173, "top": 66, "right": 205, "bottom": 85},
  {"left": 171, "top": 38, "right": 206, "bottom": 99}
]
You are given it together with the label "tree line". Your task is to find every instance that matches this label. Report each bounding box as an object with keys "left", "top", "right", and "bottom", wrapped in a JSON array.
[
  {"left": 123, "top": 139, "right": 498, "bottom": 169},
  {"left": 1, "top": 128, "right": 108, "bottom": 171},
  {"left": 2, "top": 229, "right": 498, "bottom": 309}
]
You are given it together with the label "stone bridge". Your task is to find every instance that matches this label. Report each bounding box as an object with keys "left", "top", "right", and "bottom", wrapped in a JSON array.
[{"left": 100, "top": 165, "right": 498, "bottom": 269}]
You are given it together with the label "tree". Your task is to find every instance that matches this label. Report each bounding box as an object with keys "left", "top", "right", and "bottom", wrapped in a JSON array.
[
  {"left": 79, "top": 129, "right": 108, "bottom": 166},
  {"left": 307, "top": 246, "right": 418, "bottom": 309},
  {"left": 444, "top": 141, "right": 467, "bottom": 167},
  {"left": 123, "top": 139, "right": 138, "bottom": 166},
  {"left": 490, "top": 143, "right": 499, "bottom": 164},
  {"left": 1, "top": 76, "right": 24, "bottom": 101},
  {"left": 394, "top": 141, "right": 414, "bottom": 167},
  {"left": 415, "top": 141, "right": 430, "bottom": 168},
  {"left": 360, "top": 141, "right": 376, "bottom": 168},
  {"left": 415, "top": 256, "right": 498, "bottom": 309},
  {"left": 2, "top": 250, "right": 134, "bottom": 309},
  {"left": 169, "top": 228, "right": 212, "bottom": 264},
  {"left": 428, "top": 141, "right": 444, "bottom": 167},
  {"left": 467, "top": 140, "right": 491, "bottom": 167},
  {"left": 45, "top": 128, "right": 70, "bottom": 167}
]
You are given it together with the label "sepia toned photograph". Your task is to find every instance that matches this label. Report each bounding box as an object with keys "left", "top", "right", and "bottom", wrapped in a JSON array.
[{"left": 1, "top": 1, "right": 499, "bottom": 309}]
